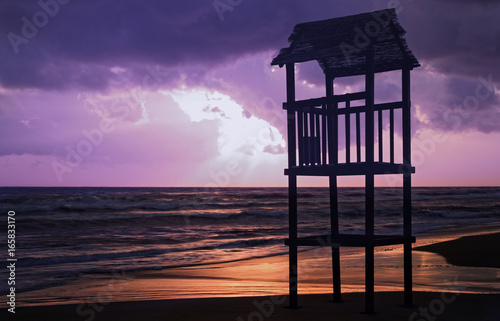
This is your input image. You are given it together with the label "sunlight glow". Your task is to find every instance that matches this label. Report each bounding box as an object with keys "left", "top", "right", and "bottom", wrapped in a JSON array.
[{"left": 167, "top": 89, "right": 286, "bottom": 160}]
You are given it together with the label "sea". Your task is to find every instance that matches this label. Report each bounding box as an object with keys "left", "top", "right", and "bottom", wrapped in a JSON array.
[{"left": 0, "top": 186, "right": 499, "bottom": 297}]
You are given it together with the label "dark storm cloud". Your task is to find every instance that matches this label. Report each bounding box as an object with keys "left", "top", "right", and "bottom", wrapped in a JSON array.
[
  {"left": 0, "top": 0, "right": 301, "bottom": 90},
  {"left": 1, "top": 0, "right": 499, "bottom": 134},
  {"left": 0, "top": 0, "right": 379, "bottom": 91},
  {"left": 401, "top": 0, "right": 500, "bottom": 77},
  {"left": 398, "top": 0, "right": 500, "bottom": 133},
  {"left": 425, "top": 75, "right": 500, "bottom": 133}
]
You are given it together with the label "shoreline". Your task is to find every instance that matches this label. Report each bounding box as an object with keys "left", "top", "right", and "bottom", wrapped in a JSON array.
[
  {"left": 413, "top": 232, "right": 500, "bottom": 268},
  {"left": 5, "top": 223, "right": 499, "bottom": 310}
]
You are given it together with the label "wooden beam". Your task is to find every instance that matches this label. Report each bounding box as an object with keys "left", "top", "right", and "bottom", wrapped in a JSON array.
[
  {"left": 326, "top": 72, "right": 336, "bottom": 164},
  {"left": 390, "top": 108, "right": 395, "bottom": 164},
  {"left": 286, "top": 64, "right": 296, "bottom": 168},
  {"left": 322, "top": 104, "right": 327, "bottom": 165},
  {"left": 283, "top": 92, "right": 366, "bottom": 110},
  {"left": 304, "top": 113, "right": 310, "bottom": 165},
  {"left": 315, "top": 113, "right": 321, "bottom": 165},
  {"left": 330, "top": 176, "right": 341, "bottom": 302},
  {"left": 365, "top": 51, "right": 375, "bottom": 165},
  {"left": 402, "top": 65, "right": 411, "bottom": 171},
  {"left": 285, "top": 234, "right": 416, "bottom": 247},
  {"left": 365, "top": 46, "right": 375, "bottom": 314},
  {"left": 378, "top": 109, "right": 383, "bottom": 162},
  {"left": 288, "top": 174, "right": 298, "bottom": 309},
  {"left": 284, "top": 162, "right": 415, "bottom": 176},
  {"left": 402, "top": 61, "right": 413, "bottom": 308},
  {"left": 345, "top": 100, "right": 351, "bottom": 164},
  {"left": 356, "top": 112, "right": 361, "bottom": 163},
  {"left": 286, "top": 63, "right": 298, "bottom": 309},
  {"left": 309, "top": 110, "right": 315, "bottom": 165},
  {"left": 298, "top": 111, "right": 304, "bottom": 166},
  {"left": 285, "top": 101, "right": 403, "bottom": 114}
]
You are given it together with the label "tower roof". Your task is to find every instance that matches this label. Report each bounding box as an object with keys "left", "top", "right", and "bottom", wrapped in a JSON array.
[{"left": 271, "top": 9, "right": 420, "bottom": 77}]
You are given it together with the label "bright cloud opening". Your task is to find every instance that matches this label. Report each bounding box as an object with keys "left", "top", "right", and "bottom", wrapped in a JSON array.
[{"left": 168, "top": 89, "right": 286, "bottom": 160}]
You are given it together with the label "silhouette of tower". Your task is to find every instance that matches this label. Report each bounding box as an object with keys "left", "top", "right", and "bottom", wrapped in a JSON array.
[{"left": 271, "top": 9, "right": 420, "bottom": 313}]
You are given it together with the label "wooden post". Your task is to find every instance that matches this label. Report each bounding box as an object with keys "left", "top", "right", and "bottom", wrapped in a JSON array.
[
  {"left": 365, "top": 48, "right": 375, "bottom": 165},
  {"left": 304, "top": 113, "right": 310, "bottom": 165},
  {"left": 378, "top": 109, "right": 383, "bottom": 162},
  {"left": 322, "top": 104, "right": 327, "bottom": 165},
  {"left": 298, "top": 111, "right": 304, "bottom": 166},
  {"left": 286, "top": 63, "right": 298, "bottom": 309},
  {"left": 287, "top": 63, "right": 296, "bottom": 169},
  {"left": 356, "top": 112, "right": 361, "bottom": 162},
  {"left": 326, "top": 72, "right": 341, "bottom": 302},
  {"left": 402, "top": 61, "right": 413, "bottom": 308},
  {"left": 345, "top": 100, "right": 351, "bottom": 164},
  {"left": 390, "top": 108, "right": 395, "bottom": 164},
  {"left": 326, "top": 72, "right": 338, "bottom": 165},
  {"left": 330, "top": 175, "right": 341, "bottom": 302},
  {"left": 365, "top": 46, "right": 375, "bottom": 314},
  {"left": 315, "top": 113, "right": 321, "bottom": 165},
  {"left": 309, "top": 112, "right": 316, "bottom": 165}
]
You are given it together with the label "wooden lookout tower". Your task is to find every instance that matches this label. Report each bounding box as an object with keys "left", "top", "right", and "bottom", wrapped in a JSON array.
[{"left": 271, "top": 9, "right": 420, "bottom": 313}]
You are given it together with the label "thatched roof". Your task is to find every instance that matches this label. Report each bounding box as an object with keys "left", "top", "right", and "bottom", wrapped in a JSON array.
[{"left": 271, "top": 9, "right": 419, "bottom": 77}]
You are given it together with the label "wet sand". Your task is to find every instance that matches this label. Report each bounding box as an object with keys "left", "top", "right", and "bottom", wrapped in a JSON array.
[{"left": 3, "top": 224, "right": 500, "bottom": 320}]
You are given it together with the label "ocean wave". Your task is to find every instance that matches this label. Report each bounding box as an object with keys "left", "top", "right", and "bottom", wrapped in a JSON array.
[
  {"left": 19, "top": 237, "right": 285, "bottom": 268},
  {"left": 2, "top": 186, "right": 500, "bottom": 298}
]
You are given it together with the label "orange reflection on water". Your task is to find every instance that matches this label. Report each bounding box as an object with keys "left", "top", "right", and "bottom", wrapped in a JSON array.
[{"left": 15, "top": 246, "right": 500, "bottom": 307}]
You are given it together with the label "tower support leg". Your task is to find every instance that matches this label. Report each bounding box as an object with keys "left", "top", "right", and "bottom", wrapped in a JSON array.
[
  {"left": 288, "top": 174, "right": 298, "bottom": 308},
  {"left": 365, "top": 173, "right": 375, "bottom": 314},
  {"left": 403, "top": 172, "right": 413, "bottom": 307},
  {"left": 330, "top": 176, "right": 341, "bottom": 302}
]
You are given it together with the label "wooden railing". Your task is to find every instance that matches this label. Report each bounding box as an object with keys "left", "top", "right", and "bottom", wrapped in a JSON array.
[{"left": 284, "top": 92, "right": 404, "bottom": 167}]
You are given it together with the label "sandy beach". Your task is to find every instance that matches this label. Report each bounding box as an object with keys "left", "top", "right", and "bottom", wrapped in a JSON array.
[
  {"left": 3, "top": 224, "right": 499, "bottom": 320},
  {"left": 6, "top": 292, "right": 500, "bottom": 321}
]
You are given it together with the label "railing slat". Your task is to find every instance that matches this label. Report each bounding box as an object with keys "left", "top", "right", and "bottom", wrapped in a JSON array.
[
  {"left": 322, "top": 104, "right": 327, "bottom": 165},
  {"left": 298, "top": 111, "right": 304, "bottom": 166},
  {"left": 378, "top": 109, "right": 383, "bottom": 163},
  {"left": 283, "top": 92, "right": 366, "bottom": 110},
  {"left": 304, "top": 112, "right": 309, "bottom": 166},
  {"left": 326, "top": 74, "right": 335, "bottom": 165},
  {"left": 356, "top": 112, "right": 361, "bottom": 163},
  {"left": 309, "top": 113, "right": 316, "bottom": 165},
  {"left": 315, "top": 112, "right": 321, "bottom": 165},
  {"left": 345, "top": 100, "right": 351, "bottom": 164},
  {"left": 390, "top": 108, "right": 395, "bottom": 164},
  {"left": 333, "top": 102, "right": 338, "bottom": 164}
]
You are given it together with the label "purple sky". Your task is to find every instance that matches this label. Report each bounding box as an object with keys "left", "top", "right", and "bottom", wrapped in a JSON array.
[{"left": 1, "top": 0, "right": 499, "bottom": 187}]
